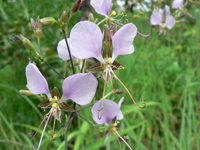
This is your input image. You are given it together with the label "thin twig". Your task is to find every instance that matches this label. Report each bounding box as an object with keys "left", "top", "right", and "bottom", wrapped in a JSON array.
[
  {"left": 62, "top": 29, "right": 76, "bottom": 74},
  {"left": 39, "top": 57, "right": 65, "bottom": 79}
]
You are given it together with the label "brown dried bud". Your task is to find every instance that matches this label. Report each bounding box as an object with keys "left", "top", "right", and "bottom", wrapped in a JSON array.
[
  {"left": 30, "top": 16, "right": 42, "bottom": 40},
  {"left": 71, "top": 0, "right": 84, "bottom": 14},
  {"left": 112, "top": 89, "right": 124, "bottom": 94},
  {"left": 40, "top": 17, "right": 56, "bottom": 26}
]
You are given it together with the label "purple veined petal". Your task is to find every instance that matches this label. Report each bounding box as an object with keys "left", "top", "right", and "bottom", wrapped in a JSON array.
[
  {"left": 172, "top": 0, "right": 183, "bottom": 9},
  {"left": 91, "top": 99, "right": 120, "bottom": 124},
  {"left": 150, "top": 12, "right": 162, "bottom": 26},
  {"left": 164, "top": 5, "right": 171, "bottom": 16},
  {"left": 69, "top": 21, "right": 104, "bottom": 63},
  {"left": 116, "top": 97, "right": 124, "bottom": 120},
  {"left": 25, "top": 63, "right": 51, "bottom": 97},
  {"left": 90, "top": 0, "right": 112, "bottom": 17},
  {"left": 111, "top": 23, "right": 137, "bottom": 62},
  {"left": 57, "top": 39, "right": 75, "bottom": 61},
  {"left": 165, "top": 15, "right": 176, "bottom": 29},
  {"left": 62, "top": 73, "right": 98, "bottom": 105}
]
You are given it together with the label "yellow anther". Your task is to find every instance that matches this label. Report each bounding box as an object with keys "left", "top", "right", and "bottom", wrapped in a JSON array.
[
  {"left": 111, "top": 10, "right": 116, "bottom": 16},
  {"left": 49, "top": 96, "right": 59, "bottom": 102},
  {"left": 53, "top": 96, "right": 58, "bottom": 102},
  {"left": 49, "top": 98, "right": 53, "bottom": 102}
]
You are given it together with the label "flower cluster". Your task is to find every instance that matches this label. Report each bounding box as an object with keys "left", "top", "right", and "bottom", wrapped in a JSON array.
[
  {"left": 17, "top": 0, "right": 196, "bottom": 149},
  {"left": 150, "top": 0, "right": 195, "bottom": 35}
]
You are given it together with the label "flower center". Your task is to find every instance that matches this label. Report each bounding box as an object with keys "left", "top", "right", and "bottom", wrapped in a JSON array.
[
  {"left": 49, "top": 96, "right": 59, "bottom": 103},
  {"left": 104, "top": 57, "right": 112, "bottom": 64}
]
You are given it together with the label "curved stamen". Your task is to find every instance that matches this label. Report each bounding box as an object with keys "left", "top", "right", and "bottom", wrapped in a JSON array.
[
  {"left": 114, "top": 130, "right": 133, "bottom": 150},
  {"left": 114, "top": 20, "right": 151, "bottom": 37},
  {"left": 97, "top": 108, "right": 103, "bottom": 120},
  {"left": 110, "top": 69, "right": 146, "bottom": 108},
  {"left": 137, "top": 28, "right": 152, "bottom": 37},
  {"left": 37, "top": 111, "right": 53, "bottom": 150}
]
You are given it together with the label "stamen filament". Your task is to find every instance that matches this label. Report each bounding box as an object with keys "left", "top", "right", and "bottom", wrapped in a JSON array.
[
  {"left": 37, "top": 111, "right": 53, "bottom": 150},
  {"left": 110, "top": 69, "right": 146, "bottom": 108},
  {"left": 97, "top": 18, "right": 108, "bottom": 26},
  {"left": 115, "top": 131, "right": 132, "bottom": 150},
  {"left": 29, "top": 115, "right": 48, "bottom": 139}
]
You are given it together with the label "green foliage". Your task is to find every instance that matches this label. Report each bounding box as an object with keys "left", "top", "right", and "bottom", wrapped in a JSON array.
[{"left": 0, "top": 0, "right": 199, "bottom": 150}]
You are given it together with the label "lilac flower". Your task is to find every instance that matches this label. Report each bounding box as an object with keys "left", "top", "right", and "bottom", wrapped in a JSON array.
[
  {"left": 91, "top": 97, "right": 124, "bottom": 124},
  {"left": 26, "top": 63, "right": 98, "bottom": 120},
  {"left": 68, "top": 20, "right": 136, "bottom": 63},
  {"left": 90, "top": 0, "right": 112, "bottom": 17},
  {"left": 150, "top": 5, "right": 176, "bottom": 33},
  {"left": 91, "top": 97, "right": 133, "bottom": 149},
  {"left": 172, "top": 0, "right": 183, "bottom": 9}
]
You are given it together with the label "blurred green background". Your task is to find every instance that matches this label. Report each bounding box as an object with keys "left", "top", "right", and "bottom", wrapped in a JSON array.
[{"left": 0, "top": 0, "right": 199, "bottom": 150}]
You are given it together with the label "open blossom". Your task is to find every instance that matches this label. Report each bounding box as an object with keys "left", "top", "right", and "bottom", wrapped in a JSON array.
[
  {"left": 172, "top": 0, "right": 183, "bottom": 9},
  {"left": 90, "top": 0, "right": 112, "bottom": 17},
  {"left": 68, "top": 21, "right": 137, "bottom": 63},
  {"left": 58, "top": 21, "right": 137, "bottom": 80},
  {"left": 25, "top": 63, "right": 98, "bottom": 120},
  {"left": 91, "top": 97, "right": 124, "bottom": 124},
  {"left": 150, "top": 5, "right": 176, "bottom": 33}
]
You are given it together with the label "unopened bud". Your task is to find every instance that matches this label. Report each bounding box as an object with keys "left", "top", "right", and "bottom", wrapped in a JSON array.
[
  {"left": 60, "top": 11, "right": 68, "bottom": 23},
  {"left": 58, "top": 11, "right": 68, "bottom": 29},
  {"left": 113, "top": 89, "right": 124, "bottom": 94},
  {"left": 40, "top": 17, "right": 56, "bottom": 26},
  {"left": 19, "top": 90, "right": 33, "bottom": 96},
  {"left": 94, "top": 18, "right": 98, "bottom": 24},
  {"left": 17, "top": 35, "right": 39, "bottom": 58},
  {"left": 18, "top": 35, "right": 35, "bottom": 51},
  {"left": 88, "top": 13, "right": 94, "bottom": 22},
  {"left": 71, "top": 0, "right": 84, "bottom": 14}
]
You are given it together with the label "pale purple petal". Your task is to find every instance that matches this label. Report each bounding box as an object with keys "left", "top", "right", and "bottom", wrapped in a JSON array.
[
  {"left": 165, "top": 15, "right": 176, "bottom": 29},
  {"left": 116, "top": 97, "right": 124, "bottom": 120},
  {"left": 25, "top": 63, "right": 50, "bottom": 97},
  {"left": 172, "top": 0, "right": 183, "bottom": 9},
  {"left": 164, "top": 5, "right": 170, "bottom": 16},
  {"left": 90, "top": 0, "right": 112, "bottom": 17},
  {"left": 92, "top": 99, "right": 120, "bottom": 124},
  {"left": 150, "top": 12, "right": 162, "bottom": 26},
  {"left": 69, "top": 21, "right": 104, "bottom": 62},
  {"left": 111, "top": 23, "right": 137, "bottom": 61},
  {"left": 57, "top": 39, "right": 75, "bottom": 61},
  {"left": 62, "top": 73, "right": 98, "bottom": 105}
]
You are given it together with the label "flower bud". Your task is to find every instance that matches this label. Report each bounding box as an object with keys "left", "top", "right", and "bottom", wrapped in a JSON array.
[
  {"left": 58, "top": 11, "right": 68, "bottom": 29},
  {"left": 71, "top": 0, "right": 84, "bottom": 14},
  {"left": 18, "top": 35, "right": 35, "bottom": 51},
  {"left": 88, "top": 13, "right": 94, "bottom": 22},
  {"left": 40, "top": 17, "right": 56, "bottom": 26},
  {"left": 17, "top": 35, "right": 40, "bottom": 58},
  {"left": 60, "top": 11, "right": 68, "bottom": 23},
  {"left": 19, "top": 90, "right": 33, "bottom": 96}
]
